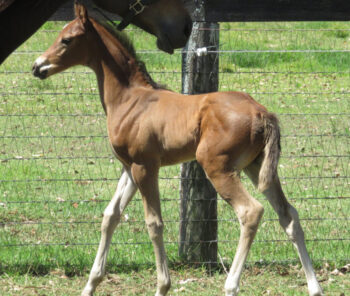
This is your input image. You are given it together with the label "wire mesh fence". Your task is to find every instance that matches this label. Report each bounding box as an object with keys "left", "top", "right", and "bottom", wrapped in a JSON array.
[{"left": 0, "top": 21, "right": 349, "bottom": 274}]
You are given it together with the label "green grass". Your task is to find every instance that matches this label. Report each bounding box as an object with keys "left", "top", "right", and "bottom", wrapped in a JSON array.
[
  {"left": 0, "top": 265, "right": 349, "bottom": 295},
  {"left": 0, "top": 20, "right": 349, "bottom": 295}
]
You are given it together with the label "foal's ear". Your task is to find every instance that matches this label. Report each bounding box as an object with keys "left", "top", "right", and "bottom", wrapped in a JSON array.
[{"left": 74, "top": 1, "right": 89, "bottom": 25}]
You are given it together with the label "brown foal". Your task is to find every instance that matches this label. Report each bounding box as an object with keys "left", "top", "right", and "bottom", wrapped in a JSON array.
[{"left": 32, "top": 3, "right": 323, "bottom": 296}]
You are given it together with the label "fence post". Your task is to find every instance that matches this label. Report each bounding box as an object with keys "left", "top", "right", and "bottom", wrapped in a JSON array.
[{"left": 179, "top": 1, "right": 219, "bottom": 268}]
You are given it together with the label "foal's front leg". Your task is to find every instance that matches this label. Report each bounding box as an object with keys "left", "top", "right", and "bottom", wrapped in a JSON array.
[
  {"left": 132, "top": 163, "right": 171, "bottom": 296},
  {"left": 82, "top": 168, "right": 137, "bottom": 296}
]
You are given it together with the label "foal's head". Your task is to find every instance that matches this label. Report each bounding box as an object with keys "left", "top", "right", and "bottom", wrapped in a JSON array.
[
  {"left": 32, "top": 4, "right": 100, "bottom": 79},
  {"left": 33, "top": 3, "right": 162, "bottom": 89}
]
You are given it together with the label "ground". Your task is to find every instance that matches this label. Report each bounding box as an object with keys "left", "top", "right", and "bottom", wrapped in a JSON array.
[{"left": 1, "top": 265, "right": 349, "bottom": 295}]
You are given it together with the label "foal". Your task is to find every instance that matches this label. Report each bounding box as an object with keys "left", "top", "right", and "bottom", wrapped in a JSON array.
[{"left": 32, "top": 4, "right": 323, "bottom": 296}]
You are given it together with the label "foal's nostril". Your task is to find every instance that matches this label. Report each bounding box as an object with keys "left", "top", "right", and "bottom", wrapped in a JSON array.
[
  {"left": 32, "top": 63, "right": 42, "bottom": 77},
  {"left": 32, "top": 63, "right": 47, "bottom": 79},
  {"left": 32, "top": 64, "right": 38, "bottom": 76}
]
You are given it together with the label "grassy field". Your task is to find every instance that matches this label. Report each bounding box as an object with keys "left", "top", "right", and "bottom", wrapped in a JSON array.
[
  {"left": 0, "top": 265, "right": 349, "bottom": 295},
  {"left": 0, "top": 20, "right": 349, "bottom": 295}
]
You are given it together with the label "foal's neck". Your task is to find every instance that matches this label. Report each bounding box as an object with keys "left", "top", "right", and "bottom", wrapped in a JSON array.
[
  {"left": 92, "top": 60, "right": 150, "bottom": 115},
  {"left": 88, "top": 21, "right": 153, "bottom": 114}
]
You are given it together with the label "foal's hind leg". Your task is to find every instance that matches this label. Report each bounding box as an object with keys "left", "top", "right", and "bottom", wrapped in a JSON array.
[
  {"left": 82, "top": 168, "right": 137, "bottom": 296},
  {"left": 199, "top": 158, "right": 264, "bottom": 296},
  {"left": 245, "top": 162, "right": 323, "bottom": 296}
]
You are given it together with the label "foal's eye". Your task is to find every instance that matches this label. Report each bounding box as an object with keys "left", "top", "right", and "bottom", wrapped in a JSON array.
[{"left": 61, "top": 38, "right": 72, "bottom": 45}]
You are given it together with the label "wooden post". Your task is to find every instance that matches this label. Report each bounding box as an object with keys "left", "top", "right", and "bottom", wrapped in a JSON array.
[{"left": 179, "top": 0, "right": 219, "bottom": 268}]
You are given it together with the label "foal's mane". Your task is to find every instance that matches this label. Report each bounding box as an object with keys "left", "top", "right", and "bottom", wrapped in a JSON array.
[{"left": 92, "top": 18, "right": 165, "bottom": 90}]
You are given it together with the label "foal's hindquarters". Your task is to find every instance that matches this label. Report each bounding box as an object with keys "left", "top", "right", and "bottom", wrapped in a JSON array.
[{"left": 192, "top": 96, "right": 322, "bottom": 296}]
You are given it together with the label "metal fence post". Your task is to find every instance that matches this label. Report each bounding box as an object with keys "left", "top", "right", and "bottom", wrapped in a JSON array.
[{"left": 179, "top": 1, "right": 220, "bottom": 268}]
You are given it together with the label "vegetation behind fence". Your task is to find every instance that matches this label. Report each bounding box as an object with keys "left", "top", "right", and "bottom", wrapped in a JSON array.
[{"left": 0, "top": 21, "right": 349, "bottom": 275}]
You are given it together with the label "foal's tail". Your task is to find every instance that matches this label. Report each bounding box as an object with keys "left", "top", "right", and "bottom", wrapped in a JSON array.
[{"left": 258, "top": 113, "right": 281, "bottom": 192}]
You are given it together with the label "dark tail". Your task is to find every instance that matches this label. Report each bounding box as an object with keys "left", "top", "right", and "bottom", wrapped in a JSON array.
[{"left": 258, "top": 113, "right": 281, "bottom": 192}]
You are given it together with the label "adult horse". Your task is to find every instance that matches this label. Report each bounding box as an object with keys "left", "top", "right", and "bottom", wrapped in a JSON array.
[
  {"left": 0, "top": 0, "right": 192, "bottom": 64},
  {"left": 32, "top": 3, "right": 323, "bottom": 296}
]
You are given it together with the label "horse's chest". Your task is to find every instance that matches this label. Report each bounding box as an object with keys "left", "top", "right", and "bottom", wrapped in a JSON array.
[
  {"left": 108, "top": 133, "right": 133, "bottom": 165},
  {"left": 108, "top": 125, "right": 152, "bottom": 166}
]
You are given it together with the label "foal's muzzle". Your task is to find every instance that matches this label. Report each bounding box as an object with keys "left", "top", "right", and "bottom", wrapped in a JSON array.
[
  {"left": 32, "top": 64, "right": 48, "bottom": 79},
  {"left": 32, "top": 56, "right": 51, "bottom": 79}
]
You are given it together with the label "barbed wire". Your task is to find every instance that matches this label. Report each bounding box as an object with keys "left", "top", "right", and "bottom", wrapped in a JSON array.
[
  {"left": 2, "top": 70, "right": 350, "bottom": 75},
  {"left": 198, "top": 27, "right": 350, "bottom": 32},
  {"left": 2, "top": 237, "right": 349, "bottom": 249},
  {"left": 10, "top": 49, "right": 350, "bottom": 55},
  {"left": 0, "top": 175, "right": 349, "bottom": 184},
  {"left": 1, "top": 113, "right": 350, "bottom": 117},
  {"left": 2, "top": 91, "right": 350, "bottom": 96},
  {"left": 1, "top": 196, "right": 349, "bottom": 207},
  {"left": 1, "top": 154, "right": 349, "bottom": 163},
  {"left": 1, "top": 216, "right": 349, "bottom": 227},
  {"left": 1, "top": 134, "right": 348, "bottom": 140},
  {"left": 40, "top": 28, "right": 350, "bottom": 33}
]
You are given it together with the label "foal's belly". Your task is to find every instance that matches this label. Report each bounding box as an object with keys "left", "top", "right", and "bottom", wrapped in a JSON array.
[{"left": 160, "top": 147, "right": 196, "bottom": 167}]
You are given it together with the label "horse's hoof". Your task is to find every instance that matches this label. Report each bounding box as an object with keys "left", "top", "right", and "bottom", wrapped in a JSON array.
[
  {"left": 308, "top": 283, "right": 324, "bottom": 296},
  {"left": 81, "top": 290, "right": 93, "bottom": 296},
  {"left": 225, "top": 286, "right": 240, "bottom": 296}
]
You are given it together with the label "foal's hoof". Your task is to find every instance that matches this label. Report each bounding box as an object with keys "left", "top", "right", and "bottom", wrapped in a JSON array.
[
  {"left": 309, "top": 291, "right": 323, "bottom": 296},
  {"left": 225, "top": 287, "right": 240, "bottom": 296},
  {"left": 81, "top": 290, "right": 93, "bottom": 296},
  {"left": 308, "top": 284, "right": 324, "bottom": 296},
  {"left": 309, "top": 290, "right": 324, "bottom": 296}
]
